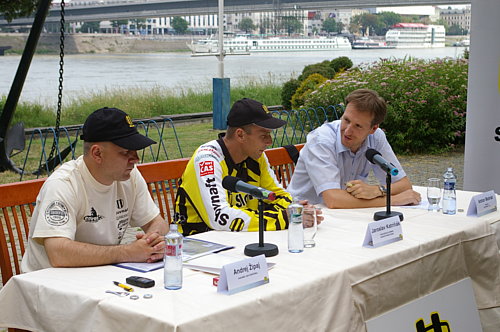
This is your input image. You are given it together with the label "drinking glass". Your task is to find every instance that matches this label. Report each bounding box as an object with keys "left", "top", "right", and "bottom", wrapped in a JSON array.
[
  {"left": 302, "top": 206, "right": 318, "bottom": 248},
  {"left": 427, "top": 178, "right": 442, "bottom": 212}
]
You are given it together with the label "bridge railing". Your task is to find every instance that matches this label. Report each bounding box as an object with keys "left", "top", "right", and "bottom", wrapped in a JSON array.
[{"left": 8, "top": 105, "right": 343, "bottom": 181}]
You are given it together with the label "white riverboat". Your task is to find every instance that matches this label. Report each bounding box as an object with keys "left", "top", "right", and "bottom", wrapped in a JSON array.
[
  {"left": 187, "top": 35, "right": 352, "bottom": 54},
  {"left": 352, "top": 37, "right": 395, "bottom": 49},
  {"left": 385, "top": 23, "right": 445, "bottom": 48}
]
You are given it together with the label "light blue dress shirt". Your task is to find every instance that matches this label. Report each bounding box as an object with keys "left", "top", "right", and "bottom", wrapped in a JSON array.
[{"left": 287, "top": 120, "right": 406, "bottom": 205}]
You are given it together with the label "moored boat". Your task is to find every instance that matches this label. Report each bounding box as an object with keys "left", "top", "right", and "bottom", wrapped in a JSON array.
[
  {"left": 385, "top": 23, "right": 445, "bottom": 48},
  {"left": 187, "top": 35, "right": 352, "bottom": 54},
  {"left": 352, "top": 38, "right": 395, "bottom": 49}
]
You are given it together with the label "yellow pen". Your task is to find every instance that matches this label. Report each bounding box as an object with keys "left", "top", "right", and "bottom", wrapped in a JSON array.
[{"left": 113, "top": 281, "right": 133, "bottom": 292}]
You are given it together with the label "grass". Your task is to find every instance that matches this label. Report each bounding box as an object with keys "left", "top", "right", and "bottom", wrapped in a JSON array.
[{"left": 2, "top": 79, "right": 283, "bottom": 128}]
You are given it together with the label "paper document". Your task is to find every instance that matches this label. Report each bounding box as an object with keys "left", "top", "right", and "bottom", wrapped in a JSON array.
[{"left": 113, "top": 237, "right": 234, "bottom": 272}]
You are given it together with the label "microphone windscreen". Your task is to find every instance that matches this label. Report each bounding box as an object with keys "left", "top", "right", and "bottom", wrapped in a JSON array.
[
  {"left": 222, "top": 176, "right": 240, "bottom": 192},
  {"left": 365, "top": 148, "right": 380, "bottom": 164}
]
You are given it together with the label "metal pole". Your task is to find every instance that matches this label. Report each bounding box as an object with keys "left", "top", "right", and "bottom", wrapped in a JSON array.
[{"left": 217, "top": 0, "right": 224, "bottom": 78}]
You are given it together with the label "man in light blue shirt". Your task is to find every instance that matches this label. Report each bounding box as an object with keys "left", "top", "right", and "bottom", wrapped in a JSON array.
[{"left": 288, "top": 89, "right": 421, "bottom": 208}]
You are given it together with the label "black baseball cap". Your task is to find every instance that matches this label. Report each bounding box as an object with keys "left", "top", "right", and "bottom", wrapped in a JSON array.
[
  {"left": 80, "top": 107, "right": 156, "bottom": 150},
  {"left": 227, "top": 98, "right": 286, "bottom": 129}
]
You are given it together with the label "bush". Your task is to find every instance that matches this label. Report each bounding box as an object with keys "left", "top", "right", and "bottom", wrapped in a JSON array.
[
  {"left": 281, "top": 78, "right": 300, "bottom": 110},
  {"left": 301, "top": 58, "right": 468, "bottom": 153},
  {"left": 298, "top": 62, "right": 335, "bottom": 81},
  {"left": 330, "top": 56, "right": 353, "bottom": 72},
  {"left": 291, "top": 73, "right": 327, "bottom": 110}
]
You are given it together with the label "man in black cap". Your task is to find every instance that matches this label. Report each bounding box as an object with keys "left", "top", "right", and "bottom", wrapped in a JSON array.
[
  {"left": 21, "top": 107, "right": 168, "bottom": 272},
  {"left": 174, "top": 98, "right": 294, "bottom": 235}
]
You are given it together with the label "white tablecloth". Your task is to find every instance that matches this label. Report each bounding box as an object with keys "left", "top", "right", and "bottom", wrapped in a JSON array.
[{"left": 1, "top": 187, "right": 499, "bottom": 332}]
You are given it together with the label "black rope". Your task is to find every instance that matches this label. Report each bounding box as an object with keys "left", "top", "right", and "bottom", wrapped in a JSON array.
[{"left": 46, "top": 0, "right": 65, "bottom": 164}]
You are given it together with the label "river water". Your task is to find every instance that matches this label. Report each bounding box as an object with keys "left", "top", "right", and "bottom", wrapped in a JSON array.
[{"left": 0, "top": 47, "right": 468, "bottom": 106}]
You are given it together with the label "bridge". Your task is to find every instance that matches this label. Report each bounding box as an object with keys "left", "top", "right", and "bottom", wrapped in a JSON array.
[{"left": 1, "top": 0, "right": 470, "bottom": 26}]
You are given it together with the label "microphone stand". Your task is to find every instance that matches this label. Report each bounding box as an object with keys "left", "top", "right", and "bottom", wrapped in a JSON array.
[
  {"left": 373, "top": 173, "right": 404, "bottom": 222},
  {"left": 244, "top": 198, "right": 279, "bottom": 257}
]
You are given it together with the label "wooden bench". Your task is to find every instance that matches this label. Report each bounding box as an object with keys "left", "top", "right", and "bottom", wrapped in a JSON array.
[{"left": 0, "top": 144, "right": 303, "bottom": 286}]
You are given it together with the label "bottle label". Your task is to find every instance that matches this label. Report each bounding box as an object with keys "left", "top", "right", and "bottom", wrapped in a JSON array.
[
  {"left": 444, "top": 182, "right": 455, "bottom": 190},
  {"left": 165, "top": 244, "right": 182, "bottom": 256}
]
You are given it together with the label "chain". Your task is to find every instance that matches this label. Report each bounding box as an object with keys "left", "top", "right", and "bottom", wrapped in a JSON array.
[{"left": 47, "top": 0, "right": 65, "bottom": 164}]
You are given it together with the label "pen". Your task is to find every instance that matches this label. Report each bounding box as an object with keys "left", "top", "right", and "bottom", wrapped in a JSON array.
[{"left": 113, "top": 281, "right": 133, "bottom": 292}]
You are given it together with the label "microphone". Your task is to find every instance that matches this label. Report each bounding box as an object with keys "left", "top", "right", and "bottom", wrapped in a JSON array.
[
  {"left": 222, "top": 176, "right": 276, "bottom": 201},
  {"left": 365, "top": 148, "right": 399, "bottom": 176}
]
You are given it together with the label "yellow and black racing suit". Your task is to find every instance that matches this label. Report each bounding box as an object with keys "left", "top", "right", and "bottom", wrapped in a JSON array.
[{"left": 174, "top": 138, "right": 292, "bottom": 236}]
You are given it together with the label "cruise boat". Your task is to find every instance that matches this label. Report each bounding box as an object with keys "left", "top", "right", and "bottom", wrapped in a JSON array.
[
  {"left": 352, "top": 38, "right": 395, "bottom": 49},
  {"left": 187, "top": 35, "right": 352, "bottom": 54},
  {"left": 385, "top": 23, "right": 445, "bottom": 48}
]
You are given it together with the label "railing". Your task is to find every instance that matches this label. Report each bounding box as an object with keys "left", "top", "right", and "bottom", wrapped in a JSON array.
[{"left": 9, "top": 105, "right": 344, "bottom": 181}]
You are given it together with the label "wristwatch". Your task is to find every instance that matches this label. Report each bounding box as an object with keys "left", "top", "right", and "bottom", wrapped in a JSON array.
[{"left": 378, "top": 185, "right": 387, "bottom": 197}]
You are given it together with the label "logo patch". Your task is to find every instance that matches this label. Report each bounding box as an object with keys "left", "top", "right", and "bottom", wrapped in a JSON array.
[
  {"left": 84, "top": 207, "right": 104, "bottom": 223},
  {"left": 44, "top": 201, "right": 69, "bottom": 226},
  {"left": 199, "top": 160, "right": 215, "bottom": 176}
]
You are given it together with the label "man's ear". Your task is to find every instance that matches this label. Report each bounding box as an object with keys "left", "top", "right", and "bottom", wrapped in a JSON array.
[
  {"left": 90, "top": 143, "right": 103, "bottom": 163},
  {"left": 370, "top": 124, "right": 379, "bottom": 135},
  {"left": 235, "top": 127, "right": 246, "bottom": 141}
]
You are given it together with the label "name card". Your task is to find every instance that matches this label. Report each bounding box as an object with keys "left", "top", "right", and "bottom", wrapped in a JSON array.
[
  {"left": 363, "top": 216, "right": 403, "bottom": 248},
  {"left": 467, "top": 190, "right": 498, "bottom": 217},
  {"left": 217, "top": 254, "right": 269, "bottom": 295}
]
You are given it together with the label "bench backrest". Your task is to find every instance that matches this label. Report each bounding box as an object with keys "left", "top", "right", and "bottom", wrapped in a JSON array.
[{"left": 0, "top": 144, "right": 303, "bottom": 285}]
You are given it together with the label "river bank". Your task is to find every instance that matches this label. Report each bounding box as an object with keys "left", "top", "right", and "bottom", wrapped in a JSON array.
[
  {"left": 0, "top": 33, "right": 468, "bottom": 55},
  {"left": 0, "top": 33, "right": 196, "bottom": 54}
]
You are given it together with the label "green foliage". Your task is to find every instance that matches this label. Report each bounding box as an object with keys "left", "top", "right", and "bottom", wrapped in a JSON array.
[
  {"left": 0, "top": 80, "right": 283, "bottom": 128},
  {"left": 281, "top": 16, "right": 302, "bottom": 35},
  {"left": 281, "top": 79, "right": 300, "bottom": 110},
  {"left": 238, "top": 17, "right": 256, "bottom": 33},
  {"left": 298, "top": 62, "right": 335, "bottom": 81},
  {"left": 322, "top": 18, "right": 339, "bottom": 33},
  {"left": 301, "top": 58, "right": 468, "bottom": 154},
  {"left": 291, "top": 74, "right": 327, "bottom": 109},
  {"left": 171, "top": 17, "right": 189, "bottom": 34},
  {"left": 0, "top": 0, "right": 37, "bottom": 22},
  {"left": 80, "top": 22, "right": 100, "bottom": 33},
  {"left": 330, "top": 56, "right": 353, "bottom": 72}
]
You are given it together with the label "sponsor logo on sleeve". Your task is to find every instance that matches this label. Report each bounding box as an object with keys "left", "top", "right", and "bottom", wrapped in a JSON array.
[
  {"left": 44, "top": 201, "right": 69, "bottom": 226},
  {"left": 199, "top": 160, "right": 215, "bottom": 176}
]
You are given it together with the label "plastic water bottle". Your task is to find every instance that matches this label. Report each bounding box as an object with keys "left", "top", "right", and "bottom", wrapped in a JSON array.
[
  {"left": 442, "top": 167, "right": 457, "bottom": 215},
  {"left": 164, "top": 224, "right": 183, "bottom": 290},
  {"left": 287, "top": 203, "right": 304, "bottom": 253}
]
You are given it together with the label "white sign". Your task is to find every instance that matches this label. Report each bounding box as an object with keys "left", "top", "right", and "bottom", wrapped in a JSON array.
[
  {"left": 363, "top": 216, "right": 403, "bottom": 248},
  {"left": 366, "top": 278, "right": 482, "bottom": 332},
  {"left": 467, "top": 190, "right": 498, "bottom": 217},
  {"left": 217, "top": 254, "right": 269, "bottom": 295}
]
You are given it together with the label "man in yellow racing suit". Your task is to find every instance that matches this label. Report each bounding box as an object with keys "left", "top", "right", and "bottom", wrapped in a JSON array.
[{"left": 174, "top": 98, "right": 293, "bottom": 236}]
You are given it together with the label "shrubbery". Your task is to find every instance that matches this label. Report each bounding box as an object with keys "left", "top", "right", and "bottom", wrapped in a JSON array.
[{"left": 300, "top": 58, "right": 468, "bottom": 154}]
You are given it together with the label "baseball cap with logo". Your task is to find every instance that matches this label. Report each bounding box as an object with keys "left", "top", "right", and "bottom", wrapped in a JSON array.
[
  {"left": 227, "top": 98, "right": 286, "bottom": 129},
  {"left": 80, "top": 107, "right": 156, "bottom": 150}
]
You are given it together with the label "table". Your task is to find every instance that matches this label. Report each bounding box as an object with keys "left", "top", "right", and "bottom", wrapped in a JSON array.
[{"left": 1, "top": 187, "right": 499, "bottom": 332}]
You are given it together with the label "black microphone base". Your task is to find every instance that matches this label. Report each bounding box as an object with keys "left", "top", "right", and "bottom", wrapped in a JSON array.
[
  {"left": 244, "top": 243, "right": 279, "bottom": 257},
  {"left": 373, "top": 211, "right": 404, "bottom": 222}
]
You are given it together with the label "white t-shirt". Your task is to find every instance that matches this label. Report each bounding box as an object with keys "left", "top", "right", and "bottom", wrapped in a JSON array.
[{"left": 21, "top": 156, "right": 160, "bottom": 272}]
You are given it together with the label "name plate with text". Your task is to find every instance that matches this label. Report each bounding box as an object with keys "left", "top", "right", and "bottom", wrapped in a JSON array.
[
  {"left": 217, "top": 254, "right": 269, "bottom": 295},
  {"left": 467, "top": 190, "right": 497, "bottom": 217},
  {"left": 363, "top": 216, "right": 403, "bottom": 248}
]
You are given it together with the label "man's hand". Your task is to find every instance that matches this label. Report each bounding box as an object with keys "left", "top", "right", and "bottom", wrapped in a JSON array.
[
  {"left": 345, "top": 180, "right": 381, "bottom": 199},
  {"left": 392, "top": 189, "right": 422, "bottom": 206},
  {"left": 133, "top": 231, "right": 166, "bottom": 263},
  {"left": 298, "top": 200, "right": 324, "bottom": 227}
]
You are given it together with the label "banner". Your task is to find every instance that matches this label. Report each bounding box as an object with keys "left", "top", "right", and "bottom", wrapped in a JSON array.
[{"left": 464, "top": 1, "right": 500, "bottom": 192}]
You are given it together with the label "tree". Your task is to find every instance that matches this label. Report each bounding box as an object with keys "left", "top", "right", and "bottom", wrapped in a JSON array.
[
  {"left": 171, "top": 16, "right": 189, "bottom": 35},
  {"left": 81, "top": 21, "right": 100, "bottom": 34},
  {"left": 448, "top": 24, "right": 466, "bottom": 36},
  {"left": 259, "top": 18, "right": 272, "bottom": 35},
  {"left": 238, "top": 17, "right": 255, "bottom": 34},
  {"left": 130, "top": 19, "right": 146, "bottom": 35},
  {"left": 0, "top": 0, "right": 37, "bottom": 22},
  {"left": 351, "top": 13, "right": 380, "bottom": 36},
  {"left": 281, "top": 16, "right": 302, "bottom": 36},
  {"left": 322, "top": 18, "right": 338, "bottom": 34}
]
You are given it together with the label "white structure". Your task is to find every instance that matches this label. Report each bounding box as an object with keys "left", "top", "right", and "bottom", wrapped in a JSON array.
[{"left": 385, "top": 23, "right": 445, "bottom": 48}]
